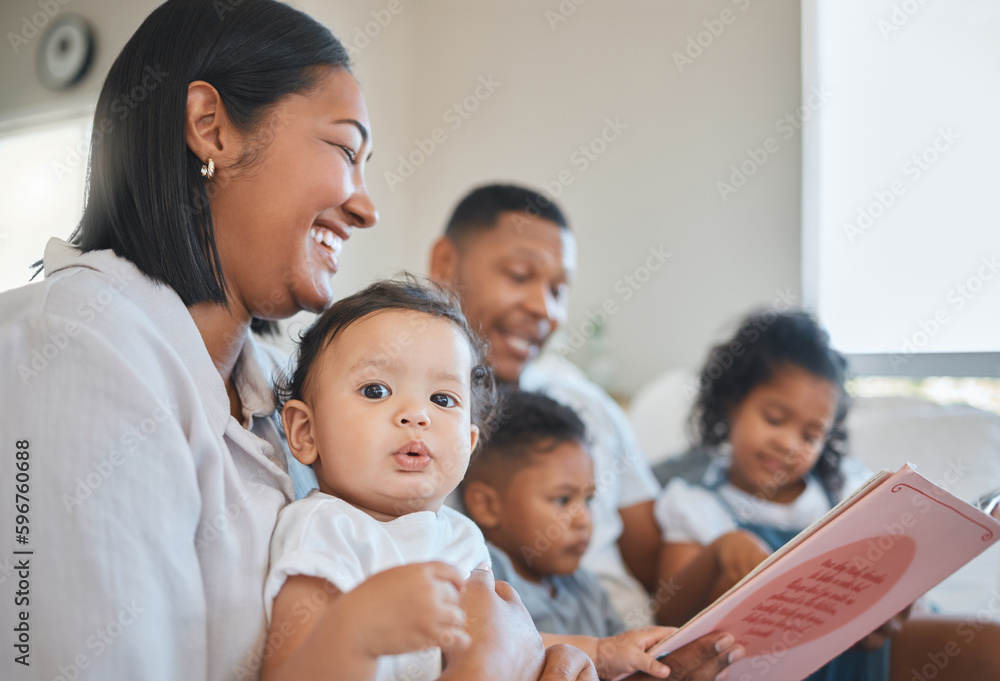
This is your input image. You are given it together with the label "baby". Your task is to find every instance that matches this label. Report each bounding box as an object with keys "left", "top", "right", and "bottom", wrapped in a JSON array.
[
  {"left": 462, "top": 389, "right": 671, "bottom": 680},
  {"left": 261, "top": 278, "right": 497, "bottom": 681}
]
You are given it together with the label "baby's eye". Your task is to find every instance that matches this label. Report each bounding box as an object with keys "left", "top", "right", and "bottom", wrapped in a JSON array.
[
  {"left": 552, "top": 496, "right": 570, "bottom": 506},
  {"left": 361, "top": 383, "right": 390, "bottom": 400},
  {"left": 430, "top": 393, "right": 456, "bottom": 408}
]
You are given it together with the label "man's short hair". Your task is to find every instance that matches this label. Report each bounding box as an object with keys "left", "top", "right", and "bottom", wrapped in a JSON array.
[
  {"left": 444, "top": 184, "right": 569, "bottom": 242},
  {"left": 464, "top": 389, "right": 587, "bottom": 489}
]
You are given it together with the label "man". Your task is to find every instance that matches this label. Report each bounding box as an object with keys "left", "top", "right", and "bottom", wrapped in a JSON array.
[{"left": 429, "top": 184, "right": 742, "bottom": 678}]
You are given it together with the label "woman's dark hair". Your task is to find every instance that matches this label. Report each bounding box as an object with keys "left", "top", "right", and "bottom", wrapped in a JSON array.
[
  {"left": 692, "top": 309, "right": 849, "bottom": 495},
  {"left": 68, "top": 0, "right": 350, "bottom": 307},
  {"left": 276, "top": 275, "right": 499, "bottom": 442}
]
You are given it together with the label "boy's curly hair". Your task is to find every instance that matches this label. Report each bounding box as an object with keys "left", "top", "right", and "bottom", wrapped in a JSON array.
[
  {"left": 692, "top": 309, "right": 850, "bottom": 496},
  {"left": 275, "top": 274, "right": 499, "bottom": 443},
  {"left": 463, "top": 388, "right": 589, "bottom": 491}
]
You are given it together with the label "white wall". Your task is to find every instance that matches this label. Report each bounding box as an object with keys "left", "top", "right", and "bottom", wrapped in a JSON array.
[{"left": 0, "top": 0, "right": 803, "bottom": 395}]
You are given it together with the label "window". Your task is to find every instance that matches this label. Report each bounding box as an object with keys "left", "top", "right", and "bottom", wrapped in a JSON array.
[
  {"left": 0, "top": 117, "right": 90, "bottom": 294},
  {"left": 802, "top": 0, "right": 1000, "bottom": 376}
]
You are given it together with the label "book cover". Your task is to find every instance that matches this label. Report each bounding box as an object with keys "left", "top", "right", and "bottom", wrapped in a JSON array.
[{"left": 629, "top": 464, "right": 1000, "bottom": 680}]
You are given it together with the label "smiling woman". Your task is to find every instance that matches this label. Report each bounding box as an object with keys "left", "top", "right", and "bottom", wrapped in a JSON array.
[
  {"left": 0, "top": 1, "right": 598, "bottom": 680},
  {"left": 185, "top": 68, "right": 377, "bottom": 321}
]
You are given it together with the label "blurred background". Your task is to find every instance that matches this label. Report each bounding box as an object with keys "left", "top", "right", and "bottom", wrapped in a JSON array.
[
  {"left": 1, "top": 0, "right": 999, "bottom": 398},
  {"left": 2, "top": 0, "right": 999, "bottom": 619}
]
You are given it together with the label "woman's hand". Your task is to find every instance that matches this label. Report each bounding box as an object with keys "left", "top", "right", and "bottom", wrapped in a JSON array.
[
  {"left": 852, "top": 603, "right": 912, "bottom": 651},
  {"left": 630, "top": 632, "right": 744, "bottom": 681},
  {"left": 440, "top": 564, "right": 547, "bottom": 681},
  {"left": 539, "top": 644, "right": 599, "bottom": 681},
  {"left": 443, "top": 564, "right": 598, "bottom": 681}
]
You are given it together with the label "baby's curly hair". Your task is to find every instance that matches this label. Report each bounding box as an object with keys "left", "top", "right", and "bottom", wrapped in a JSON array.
[
  {"left": 275, "top": 275, "right": 499, "bottom": 443},
  {"left": 692, "top": 309, "right": 850, "bottom": 496}
]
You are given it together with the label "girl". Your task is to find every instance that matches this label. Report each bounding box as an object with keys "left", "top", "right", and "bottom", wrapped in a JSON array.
[
  {"left": 653, "top": 310, "right": 895, "bottom": 680},
  {"left": 653, "top": 310, "right": 1000, "bottom": 681}
]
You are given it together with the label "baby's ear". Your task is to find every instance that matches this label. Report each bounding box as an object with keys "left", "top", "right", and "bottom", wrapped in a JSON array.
[
  {"left": 463, "top": 480, "right": 501, "bottom": 530},
  {"left": 469, "top": 424, "right": 480, "bottom": 453},
  {"left": 282, "top": 399, "right": 318, "bottom": 466}
]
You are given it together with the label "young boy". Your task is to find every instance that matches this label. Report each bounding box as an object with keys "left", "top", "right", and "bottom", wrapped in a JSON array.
[
  {"left": 261, "top": 278, "right": 498, "bottom": 681},
  {"left": 462, "top": 390, "right": 672, "bottom": 680}
]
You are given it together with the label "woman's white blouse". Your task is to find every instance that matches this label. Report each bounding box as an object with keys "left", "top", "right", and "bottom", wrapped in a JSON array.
[{"left": 0, "top": 239, "right": 294, "bottom": 681}]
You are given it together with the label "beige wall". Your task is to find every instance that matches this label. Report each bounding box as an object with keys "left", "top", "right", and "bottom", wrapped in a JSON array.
[{"left": 0, "top": 0, "right": 802, "bottom": 395}]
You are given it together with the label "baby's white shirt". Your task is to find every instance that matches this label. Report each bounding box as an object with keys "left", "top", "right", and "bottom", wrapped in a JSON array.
[{"left": 265, "top": 491, "right": 490, "bottom": 681}]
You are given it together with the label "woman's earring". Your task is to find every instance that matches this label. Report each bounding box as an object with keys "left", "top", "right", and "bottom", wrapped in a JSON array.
[{"left": 200, "top": 158, "right": 215, "bottom": 180}]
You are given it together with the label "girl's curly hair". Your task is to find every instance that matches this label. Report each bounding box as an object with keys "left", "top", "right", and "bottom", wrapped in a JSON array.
[{"left": 692, "top": 309, "right": 850, "bottom": 496}]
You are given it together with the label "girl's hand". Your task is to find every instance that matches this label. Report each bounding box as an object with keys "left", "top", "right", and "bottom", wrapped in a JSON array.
[
  {"left": 712, "top": 531, "right": 771, "bottom": 593},
  {"left": 853, "top": 603, "right": 913, "bottom": 651},
  {"left": 595, "top": 626, "right": 674, "bottom": 679},
  {"left": 343, "top": 561, "right": 469, "bottom": 658}
]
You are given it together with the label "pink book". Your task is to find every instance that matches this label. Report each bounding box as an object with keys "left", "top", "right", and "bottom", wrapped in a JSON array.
[{"left": 619, "top": 464, "right": 1000, "bottom": 681}]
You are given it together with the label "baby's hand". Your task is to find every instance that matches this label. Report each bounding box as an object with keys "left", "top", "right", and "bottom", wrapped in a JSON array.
[
  {"left": 595, "top": 626, "right": 674, "bottom": 679},
  {"left": 854, "top": 603, "right": 913, "bottom": 651},
  {"left": 713, "top": 530, "right": 771, "bottom": 589},
  {"left": 343, "top": 561, "right": 470, "bottom": 659}
]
